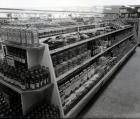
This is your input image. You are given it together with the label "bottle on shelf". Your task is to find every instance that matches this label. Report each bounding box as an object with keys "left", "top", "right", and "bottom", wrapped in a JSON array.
[{"left": 0, "top": 60, "right": 51, "bottom": 90}]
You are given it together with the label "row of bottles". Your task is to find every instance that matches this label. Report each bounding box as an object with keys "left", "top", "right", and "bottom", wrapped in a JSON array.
[
  {"left": 0, "top": 84, "right": 22, "bottom": 118},
  {"left": 0, "top": 96, "right": 22, "bottom": 118},
  {"left": 0, "top": 26, "right": 39, "bottom": 46},
  {"left": 0, "top": 92, "right": 60, "bottom": 118},
  {"left": 5, "top": 46, "right": 26, "bottom": 64},
  {"left": 25, "top": 100, "right": 60, "bottom": 119},
  {"left": 0, "top": 62, "right": 51, "bottom": 90}
]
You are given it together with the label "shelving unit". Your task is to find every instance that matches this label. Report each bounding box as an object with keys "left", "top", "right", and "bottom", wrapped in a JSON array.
[
  {"left": 64, "top": 44, "right": 137, "bottom": 118},
  {"left": 0, "top": 22, "right": 138, "bottom": 118},
  {"left": 0, "top": 74, "right": 53, "bottom": 93},
  {"left": 56, "top": 34, "right": 134, "bottom": 82},
  {"left": 0, "top": 39, "right": 61, "bottom": 117},
  {"left": 40, "top": 24, "right": 137, "bottom": 118},
  {"left": 38, "top": 24, "right": 104, "bottom": 38},
  {"left": 49, "top": 26, "right": 132, "bottom": 55}
]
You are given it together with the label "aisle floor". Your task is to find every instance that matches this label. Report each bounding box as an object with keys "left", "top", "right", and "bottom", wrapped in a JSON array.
[{"left": 77, "top": 47, "right": 140, "bottom": 118}]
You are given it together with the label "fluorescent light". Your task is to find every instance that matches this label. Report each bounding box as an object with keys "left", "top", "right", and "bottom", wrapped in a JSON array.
[
  {"left": 124, "top": 5, "right": 130, "bottom": 7},
  {"left": 105, "top": 8, "right": 112, "bottom": 10}
]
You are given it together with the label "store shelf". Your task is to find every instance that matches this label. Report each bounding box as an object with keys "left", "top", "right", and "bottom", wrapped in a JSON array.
[
  {"left": 0, "top": 75, "right": 53, "bottom": 94},
  {"left": 56, "top": 52, "right": 102, "bottom": 82},
  {"left": 50, "top": 26, "right": 132, "bottom": 55},
  {"left": 22, "top": 83, "right": 53, "bottom": 93},
  {"left": 38, "top": 24, "right": 97, "bottom": 35},
  {"left": 56, "top": 34, "right": 134, "bottom": 81},
  {"left": 105, "top": 34, "right": 134, "bottom": 51},
  {"left": 103, "top": 45, "right": 137, "bottom": 85},
  {"left": 79, "top": 27, "right": 106, "bottom": 34},
  {"left": 0, "top": 75, "right": 21, "bottom": 93},
  {"left": 39, "top": 27, "right": 106, "bottom": 44},
  {"left": 39, "top": 23, "right": 111, "bottom": 39},
  {"left": 64, "top": 44, "right": 137, "bottom": 118},
  {"left": 2, "top": 41, "right": 45, "bottom": 50},
  {"left": 0, "top": 22, "right": 136, "bottom": 118}
]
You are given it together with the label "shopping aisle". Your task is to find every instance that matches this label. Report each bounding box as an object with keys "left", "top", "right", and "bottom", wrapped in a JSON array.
[{"left": 78, "top": 47, "right": 140, "bottom": 118}]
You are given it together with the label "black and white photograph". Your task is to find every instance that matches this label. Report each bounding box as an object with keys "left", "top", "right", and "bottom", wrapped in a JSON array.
[{"left": 0, "top": 0, "right": 140, "bottom": 118}]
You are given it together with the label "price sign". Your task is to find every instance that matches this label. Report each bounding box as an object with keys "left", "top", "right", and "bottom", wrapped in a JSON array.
[{"left": 6, "top": 56, "right": 15, "bottom": 67}]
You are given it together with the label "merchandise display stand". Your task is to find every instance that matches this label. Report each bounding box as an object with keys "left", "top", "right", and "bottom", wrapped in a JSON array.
[
  {"left": 64, "top": 44, "right": 137, "bottom": 118},
  {"left": 0, "top": 23, "right": 138, "bottom": 118},
  {"left": 0, "top": 42, "right": 62, "bottom": 116},
  {"left": 40, "top": 25, "right": 137, "bottom": 118}
]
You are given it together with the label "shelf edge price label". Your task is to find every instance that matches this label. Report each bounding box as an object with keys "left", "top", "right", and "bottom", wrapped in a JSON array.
[{"left": 6, "top": 56, "right": 15, "bottom": 67}]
